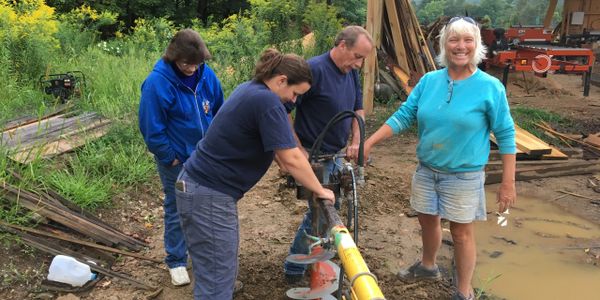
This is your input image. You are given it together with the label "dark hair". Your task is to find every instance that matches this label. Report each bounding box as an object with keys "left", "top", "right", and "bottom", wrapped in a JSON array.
[
  {"left": 253, "top": 48, "right": 312, "bottom": 85},
  {"left": 162, "top": 29, "right": 211, "bottom": 64},
  {"left": 334, "top": 25, "right": 373, "bottom": 48}
]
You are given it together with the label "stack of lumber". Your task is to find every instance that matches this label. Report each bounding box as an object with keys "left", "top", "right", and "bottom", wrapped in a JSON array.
[
  {"left": 1, "top": 110, "right": 110, "bottom": 163},
  {"left": 0, "top": 179, "right": 147, "bottom": 251},
  {"left": 486, "top": 124, "right": 600, "bottom": 184},
  {"left": 491, "top": 124, "right": 568, "bottom": 160},
  {"left": 363, "top": 0, "right": 437, "bottom": 113},
  {"left": 0, "top": 170, "right": 158, "bottom": 292}
]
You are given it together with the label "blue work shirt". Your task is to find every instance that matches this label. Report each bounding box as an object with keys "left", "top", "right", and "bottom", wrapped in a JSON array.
[
  {"left": 287, "top": 51, "right": 363, "bottom": 154},
  {"left": 139, "top": 59, "right": 224, "bottom": 165},
  {"left": 184, "top": 80, "right": 297, "bottom": 199}
]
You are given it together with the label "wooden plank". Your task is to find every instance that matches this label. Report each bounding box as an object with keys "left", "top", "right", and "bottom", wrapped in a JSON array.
[
  {"left": 543, "top": 0, "right": 559, "bottom": 29},
  {"left": 11, "top": 124, "right": 110, "bottom": 163},
  {"left": 1, "top": 182, "right": 146, "bottom": 250},
  {"left": 363, "top": 0, "right": 384, "bottom": 115},
  {"left": 398, "top": 0, "right": 426, "bottom": 74},
  {"left": 406, "top": 0, "right": 436, "bottom": 71},
  {"left": 1, "top": 104, "right": 73, "bottom": 132},
  {"left": 392, "top": 66, "right": 413, "bottom": 95},
  {"left": 514, "top": 125, "right": 552, "bottom": 155},
  {"left": 485, "top": 160, "right": 600, "bottom": 184},
  {"left": 384, "top": 0, "right": 410, "bottom": 74},
  {"left": 0, "top": 221, "right": 160, "bottom": 263},
  {"left": 584, "top": 133, "right": 600, "bottom": 148},
  {"left": 378, "top": 69, "right": 403, "bottom": 96}
]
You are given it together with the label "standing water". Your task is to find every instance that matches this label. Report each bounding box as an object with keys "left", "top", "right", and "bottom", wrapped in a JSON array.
[{"left": 474, "top": 192, "right": 600, "bottom": 299}]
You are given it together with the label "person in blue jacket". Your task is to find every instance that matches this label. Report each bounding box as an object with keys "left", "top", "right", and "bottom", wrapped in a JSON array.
[
  {"left": 362, "top": 17, "right": 516, "bottom": 300},
  {"left": 138, "top": 28, "right": 224, "bottom": 286},
  {"left": 175, "top": 48, "right": 335, "bottom": 300}
]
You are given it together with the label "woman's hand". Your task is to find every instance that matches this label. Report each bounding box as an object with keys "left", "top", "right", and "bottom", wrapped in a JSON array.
[
  {"left": 497, "top": 181, "right": 516, "bottom": 213},
  {"left": 315, "top": 188, "right": 335, "bottom": 206}
]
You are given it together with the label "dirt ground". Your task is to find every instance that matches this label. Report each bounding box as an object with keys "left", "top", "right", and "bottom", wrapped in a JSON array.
[{"left": 1, "top": 68, "right": 600, "bottom": 300}]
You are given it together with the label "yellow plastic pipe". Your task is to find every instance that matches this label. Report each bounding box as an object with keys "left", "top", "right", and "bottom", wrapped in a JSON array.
[{"left": 330, "top": 225, "right": 385, "bottom": 300}]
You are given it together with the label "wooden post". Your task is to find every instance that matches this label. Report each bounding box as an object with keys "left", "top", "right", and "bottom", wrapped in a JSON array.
[
  {"left": 384, "top": 0, "right": 410, "bottom": 73},
  {"left": 543, "top": 0, "right": 559, "bottom": 30},
  {"left": 362, "top": 0, "right": 384, "bottom": 115}
]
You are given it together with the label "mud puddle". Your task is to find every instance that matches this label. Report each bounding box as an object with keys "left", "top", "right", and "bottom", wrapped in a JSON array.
[{"left": 474, "top": 192, "right": 600, "bottom": 299}]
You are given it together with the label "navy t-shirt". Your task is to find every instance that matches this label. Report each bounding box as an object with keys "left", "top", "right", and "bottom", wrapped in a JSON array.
[
  {"left": 286, "top": 51, "right": 363, "bottom": 154},
  {"left": 184, "top": 80, "right": 296, "bottom": 199}
]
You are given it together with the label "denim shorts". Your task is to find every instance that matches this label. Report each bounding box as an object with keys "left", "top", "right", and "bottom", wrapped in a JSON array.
[{"left": 410, "top": 163, "right": 486, "bottom": 223}]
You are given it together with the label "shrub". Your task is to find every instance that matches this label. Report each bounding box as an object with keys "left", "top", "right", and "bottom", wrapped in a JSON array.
[
  {"left": 0, "top": 0, "right": 59, "bottom": 81},
  {"left": 303, "top": 1, "right": 342, "bottom": 56},
  {"left": 128, "top": 17, "right": 176, "bottom": 54}
]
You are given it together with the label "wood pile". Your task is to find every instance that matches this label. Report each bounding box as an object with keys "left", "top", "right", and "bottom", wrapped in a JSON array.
[
  {"left": 1, "top": 108, "right": 111, "bottom": 163},
  {"left": 0, "top": 171, "right": 157, "bottom": 292},
  {"left": 0, "top": 178, "right": 147, "bottom": 251},
  {"left": 362, "top": 0, "right": 437, "bottom": 113},
  {"left": 486, "top": 123, "right": 600, "bottom": 184}
]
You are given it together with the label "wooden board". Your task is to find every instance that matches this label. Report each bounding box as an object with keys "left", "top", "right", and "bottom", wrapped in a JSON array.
[
  {"left": 584, "top": 133, "right": 600, "bottom": 148},
  {"left": 1, "top": 112, "right": 111, "bottom": 163},
  {"left": 11, "top": 125, "right": 110, "bottom": 163},
  {"left": 362, "top": 0, "right": 384, "bottom": 115},
  {"left": 392, "top": 66, "right": 413, "bottom": 95},
  {"left": 514, "top": 125, "right": 552, "bottom": 155},
  {"left": 384, "top": 0, "right": 410, "bottom": 74},
  {"left": 485, "top": 160, "right": 600, "bottom": 184}
]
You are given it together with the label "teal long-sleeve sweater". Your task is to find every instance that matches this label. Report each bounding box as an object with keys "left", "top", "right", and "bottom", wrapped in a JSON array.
[{"left": 385, "top": 68, "right": 516, "bottom": 173}]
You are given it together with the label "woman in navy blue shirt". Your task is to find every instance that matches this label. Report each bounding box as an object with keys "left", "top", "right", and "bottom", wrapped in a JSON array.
[{"left": 176, "top": 49, "right": 335, "bottom": 300}]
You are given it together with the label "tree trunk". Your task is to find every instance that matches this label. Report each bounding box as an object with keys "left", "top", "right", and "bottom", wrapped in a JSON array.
[{"left": 197, "top": 0, "right": 208, "bottom": 23}]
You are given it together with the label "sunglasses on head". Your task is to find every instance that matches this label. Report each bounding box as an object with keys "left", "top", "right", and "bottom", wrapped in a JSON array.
[{"left": 448, "top": 16, "right": 477, "bottom": 25}]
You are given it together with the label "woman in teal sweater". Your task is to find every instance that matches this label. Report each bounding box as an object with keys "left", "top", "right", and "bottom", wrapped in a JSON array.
[{"left": 362, "top": 17, "right": 516, "bottom": 300}]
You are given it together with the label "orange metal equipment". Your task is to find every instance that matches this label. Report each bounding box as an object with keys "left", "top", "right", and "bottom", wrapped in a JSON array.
[{"left": 481, "top": 26, "right": 596, "bottom": 96}]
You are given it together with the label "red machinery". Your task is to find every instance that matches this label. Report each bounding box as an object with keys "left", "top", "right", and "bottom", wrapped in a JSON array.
[{"left": 482, "top": 25, "right": 596, "bottom": 96}]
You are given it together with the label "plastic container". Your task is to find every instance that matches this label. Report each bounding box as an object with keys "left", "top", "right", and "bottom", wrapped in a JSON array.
[{"left": 47, "top": 255, "right": 95, "bottom": 287}]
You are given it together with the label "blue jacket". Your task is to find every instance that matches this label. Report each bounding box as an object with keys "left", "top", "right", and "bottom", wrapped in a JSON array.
[{"left": 139, "top": 59, "right": 224, "bottom": 165}]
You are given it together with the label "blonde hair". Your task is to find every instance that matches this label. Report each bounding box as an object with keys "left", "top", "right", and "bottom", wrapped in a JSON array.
[{"left": 436, "top": 19, "right": 487, "bottom": 67}]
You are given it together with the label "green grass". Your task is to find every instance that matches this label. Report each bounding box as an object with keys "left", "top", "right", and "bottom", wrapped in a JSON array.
[
  {"left": 0, "top": 43, "right": 158, "bottom": 212},
  {"left": 510, "top": 106, "right": 572, "bottom": 146}
]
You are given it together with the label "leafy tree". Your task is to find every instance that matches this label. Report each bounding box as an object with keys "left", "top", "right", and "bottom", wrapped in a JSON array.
[
  {"left": 417, "top": 0, "right": 447, "bottom": 24},
  {"left": 331, "top": 0, "right": 366, "bottom": 25},
  {"left": 303, "top": 1, "right": 342, "bottom": 55}
]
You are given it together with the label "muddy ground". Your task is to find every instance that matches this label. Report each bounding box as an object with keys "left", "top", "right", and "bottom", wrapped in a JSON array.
[{"left": 1, "top": 69, "right": 600, "bottom": 300}]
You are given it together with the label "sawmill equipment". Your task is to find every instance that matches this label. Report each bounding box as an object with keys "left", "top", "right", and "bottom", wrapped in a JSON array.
[{"left": 481, "top": 0, "right": 597, "bottom": 96}]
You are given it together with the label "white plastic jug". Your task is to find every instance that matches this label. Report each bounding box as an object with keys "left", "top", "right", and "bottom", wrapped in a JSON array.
[{"left": 47, "top": 255, "right": 95, "bottom": 287}]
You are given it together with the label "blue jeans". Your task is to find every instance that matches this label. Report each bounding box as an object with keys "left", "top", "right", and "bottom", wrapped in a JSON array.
[
  {"left": 155, "top": 159, "right": 187, "bottom": 268},
  {"left": 176, "top": 170, "right": 239, "bottom": 300},
  {"left": 411, "top": 163, "right": 486, "bottom": 223},
  {"left": 284, "top": 157, "right": 342, "bottom": 276}
]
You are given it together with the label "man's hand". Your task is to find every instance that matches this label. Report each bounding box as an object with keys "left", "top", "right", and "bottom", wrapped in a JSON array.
[
  {"left": 497, "top": 181, "right": 516, "bottom": 213},
  {"left": 171, "top": 158, "right": 180, "bottom": 166},
  {"left": 346, "top": 142, "right": 360, "bottom": 162}
]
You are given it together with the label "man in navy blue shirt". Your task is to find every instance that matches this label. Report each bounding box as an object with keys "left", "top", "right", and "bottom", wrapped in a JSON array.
[{"left": 283, "top": 25, "right": 373, "bottom": 283}]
